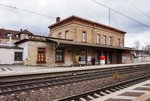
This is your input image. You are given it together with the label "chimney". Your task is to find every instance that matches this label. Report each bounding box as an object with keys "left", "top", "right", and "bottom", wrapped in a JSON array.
[{"left": 56, "top": 17, "right": 60, "bottom": 22}]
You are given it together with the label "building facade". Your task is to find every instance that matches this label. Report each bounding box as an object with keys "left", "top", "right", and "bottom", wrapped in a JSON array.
[
  {"left": 0, "top": 16, "right": 133, "bottom": 66},
  {"left": 47, "top": 16, "right": 133, "bottom": 66}
]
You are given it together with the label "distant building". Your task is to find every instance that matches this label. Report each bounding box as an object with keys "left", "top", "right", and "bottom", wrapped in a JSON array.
[
  {"left": 0, "top": 28, "right": 20, "bottom": 44},
  {"left": 0, "top": 16, "right": 133, "bottom": 66},
  {"left": 133, "top": 50, "right": 150, "bottom": 63}
]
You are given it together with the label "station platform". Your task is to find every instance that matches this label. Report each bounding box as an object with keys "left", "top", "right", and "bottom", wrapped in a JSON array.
[
  {"left": 0, "top": 62, "right": 150, "bottom": 77},
  {"left": 93, "top": 79, "right": 150, "bottom": 101}
]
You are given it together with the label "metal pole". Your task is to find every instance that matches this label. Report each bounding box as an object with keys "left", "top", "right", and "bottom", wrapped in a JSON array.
[{"left": 109, "top": 8, "right": 110, "bottom": 26}]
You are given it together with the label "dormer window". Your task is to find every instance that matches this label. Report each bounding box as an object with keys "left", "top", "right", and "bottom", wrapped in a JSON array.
[
  {"left": 6, "top": 33, "right": 10, "bottom": 37},
  {"left": 6, "top": 32, "right": 12, "bottom": 38},
  {"left": 16, "top": 35, "right": 19, "bottom": 38}
]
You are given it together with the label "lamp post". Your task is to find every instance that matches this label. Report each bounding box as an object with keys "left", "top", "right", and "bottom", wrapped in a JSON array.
[{"left": 7, "top": 32, "right": 12, "bottom": 47}]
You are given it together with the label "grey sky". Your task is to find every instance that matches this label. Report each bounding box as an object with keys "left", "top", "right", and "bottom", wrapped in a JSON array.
[{"left": 0, "top": 0, "right": 150, "bottom": 47}]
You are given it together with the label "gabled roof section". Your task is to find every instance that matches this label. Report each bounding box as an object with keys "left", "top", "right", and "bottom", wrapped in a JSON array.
[
  {"left": 17, "top": 29, "right": 33, "bottom": 35},
  {"left": 48, "top": 15, "right": 126, "bottom": 34}
]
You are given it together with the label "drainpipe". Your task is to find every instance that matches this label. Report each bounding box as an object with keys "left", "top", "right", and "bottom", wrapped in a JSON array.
[{"left": 52, "top": 42, "right": 59, "bottom": 67}]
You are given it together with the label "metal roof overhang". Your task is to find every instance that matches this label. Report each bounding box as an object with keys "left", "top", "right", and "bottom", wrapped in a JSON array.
[{"left": 46, "top": 38, "right": 133, "bottom": 51}]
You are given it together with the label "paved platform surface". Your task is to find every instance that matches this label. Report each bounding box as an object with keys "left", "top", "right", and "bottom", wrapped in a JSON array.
[
  {"left": 0, "top": 62, "right": 150, "bottom": 77},
  {"left": 93, "top": 79, "right": 150, "bottom": 101}
]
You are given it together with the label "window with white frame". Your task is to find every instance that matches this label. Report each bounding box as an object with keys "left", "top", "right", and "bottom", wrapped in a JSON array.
[
  {"left": 6, "top": 40, "right": 9, "bottom": 44},
  {"left": 82, "top": 31, "right": 86, "bottom": 42},
  {"left": 102, "top": 35, "right": 107, "bottom": 45},
  {"left": 58, "top": 32, "right": 61, "bottom": 38},
  {"left": 97, "top": 34, "right": 100, "bottom": 44},
  {"left": 108, "top": 36, "right": 112, "bottom": 45},
  {"left": 118, "top": 38, "right": 121, "bottom": 46},
  {"left": 65, "top": 30, "right": 69, "bottom": 39}
]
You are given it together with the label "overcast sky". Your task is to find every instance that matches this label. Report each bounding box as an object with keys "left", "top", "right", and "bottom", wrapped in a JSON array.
[{"left": 0, "top": 0, "right": 150, "bottom": 47}]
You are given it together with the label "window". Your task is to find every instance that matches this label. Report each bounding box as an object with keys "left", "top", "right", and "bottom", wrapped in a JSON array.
[
  {"left": 97, "top": 34, "right": 100, "bottom": 44},
  {"left": 6, "top": 33, "right": 12, "bottom": 37},
  {"left": 37, "top": 48, "right": 46, "bottom": 63},
  {"left": 82, "top": 31, "right": 86, "bottom": 42},
  {"left": 6, "top": 33, "right": 9, "bottom": 37},
  {"left": 14, "top": 52, "right": 22, "bottom": 61},
  {"left": 118, "top": 38, "right": 121, "bottom": 46},
  {"left": 15, "top": 35, "right": 19, "bottom": 38},
  {"left": 65, "top": 30, "right": 69, "bottom": 39},
  {"left": 102, "top": 35, "right": 107, "bottom": 45},
  {"left": 58, "top": 32, "right": 61, "bottom": 38},
  {"left": 55, "top": 48, "right": 64, "bottom": 62},
  {"left": 6, "top": 40, "right": 9, "bottom": 44},
  {"left": 108, "top": 36, "right": 112, "bottom": 45}
]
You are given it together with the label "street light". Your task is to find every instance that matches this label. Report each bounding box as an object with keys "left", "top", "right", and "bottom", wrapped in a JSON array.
[{"left": 7, "top": 32, "right": 12, "bottom": 47}]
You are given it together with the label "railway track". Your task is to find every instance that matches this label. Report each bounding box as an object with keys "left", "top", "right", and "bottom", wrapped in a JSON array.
[
  {"left": 57, "top": 74, "right": 150, "bottom": 101},
  {"left": 0, "top": 64, "right": 150, "bottom": 97}
]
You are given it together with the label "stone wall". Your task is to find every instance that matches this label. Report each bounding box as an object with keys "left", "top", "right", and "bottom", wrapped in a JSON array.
[
  {"left": 49, "top": 20, "right": 125, "bottom": 47},
  {"left": 27, "top": 41, "right": 53, "bottom": 66},
  {"left": 0, "top": 38, "right": 19, "bottom": 44}
]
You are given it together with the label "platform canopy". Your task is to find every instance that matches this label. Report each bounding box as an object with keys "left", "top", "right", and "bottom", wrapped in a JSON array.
[{"left": 46, "top": 38, "right": 133, "bottom": 51}]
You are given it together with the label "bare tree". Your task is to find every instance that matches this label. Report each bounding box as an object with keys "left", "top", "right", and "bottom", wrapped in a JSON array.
[
  {"left": 144, "top": 44, "right": 150, "bottom": 55},
  {"left": 133, "top": 40, "right": 141, "bottom": 50}
]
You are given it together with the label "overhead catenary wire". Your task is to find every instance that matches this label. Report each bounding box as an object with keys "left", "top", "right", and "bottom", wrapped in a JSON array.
[
  {"left": 0, "top": 2, "right": 55, "bottom": 19},
  {"left": 125, "top": 0, "right": 150, "bottom": 18},
  {"left": 91, "top": 0, "right": 150, "bottom": 28},
  {"left": 124, "top": 0, "right": 150, "bottom": 26},
  {"left": 0, "top": 1, "right": 150, "bottom": 29}
]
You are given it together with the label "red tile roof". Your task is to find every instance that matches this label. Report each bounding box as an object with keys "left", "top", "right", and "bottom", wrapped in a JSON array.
[{"left": 0, "top": 28, "right": 19, "bottom": 38}]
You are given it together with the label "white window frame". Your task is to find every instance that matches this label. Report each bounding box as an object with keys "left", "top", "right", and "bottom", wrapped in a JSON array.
[
  {"left": 103, "top": 35, "right": 107, "bottom": 45},
  {"left": 97, "top": 34, "right": 100, "bottom": 44},
  {"left": 108, "top": 36, "right": 112, "bottom": 45},
  {"left": 118, "top": 38, "right": 121, "bottom": 46},
  {"left": 82, "top": 32, "right": 86, "bottom": 42},
  {"left": 58, "top": 32, "right": 61, "bottom": 38},
  {"left": 65, "top": 30, "right": 69, "bottom": 39}
]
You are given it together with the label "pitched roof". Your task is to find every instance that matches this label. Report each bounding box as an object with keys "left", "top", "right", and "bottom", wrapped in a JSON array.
[
  {"left": 0, "top": 28, "right": 19, "bottom": 38},
  {"left": 49, "top": 15, "right": 126, "bottom": 34},
  {"left": 17, "top": 29, "right": 33, "bottom": 35}
]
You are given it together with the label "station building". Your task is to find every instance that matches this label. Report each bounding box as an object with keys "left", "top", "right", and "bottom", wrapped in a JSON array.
[
  {"left": 46, "top": 16, "right": 133, "bottom": 66},
  {"left": 0, "top": 16, "right": 133, "bottom": 66}
]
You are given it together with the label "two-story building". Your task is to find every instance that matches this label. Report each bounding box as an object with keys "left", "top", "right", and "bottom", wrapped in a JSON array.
[
  {"left": 1, "top": 16, "right": 133, "bottom": 66},
  {"left": 46, "top": 16, "right": 133, "bottom": 66}
]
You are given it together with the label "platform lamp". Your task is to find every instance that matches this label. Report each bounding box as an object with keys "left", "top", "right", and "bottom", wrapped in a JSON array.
[{"left": 7, "top": 32, "right": 12, "bottom": 47}]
